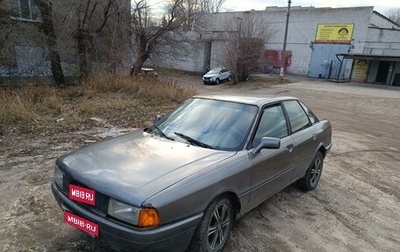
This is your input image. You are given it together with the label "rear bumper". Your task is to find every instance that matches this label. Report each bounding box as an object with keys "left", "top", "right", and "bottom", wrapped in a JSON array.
[{"left": 51, "top": 182, "right": 202, "bottom": 252}]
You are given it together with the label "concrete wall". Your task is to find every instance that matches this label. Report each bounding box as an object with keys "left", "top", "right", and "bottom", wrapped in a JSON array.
[
  {"left": 371, "top": 12, "right": 400, "bottom": 29},
  {"left": 363, "top": 28, "right": 400, "bottom": 56},
  {"left": 149, "top": 6, "right": 400, "bottom": 78},
  {"left": 149, "top": 32, "right": 205, "bottom": 73},
  {"left": 0, "top": 0, "right": 131, "bottom": 78},
  {"left": 191, "top": 6, "right": 374, "bottom": 75}
]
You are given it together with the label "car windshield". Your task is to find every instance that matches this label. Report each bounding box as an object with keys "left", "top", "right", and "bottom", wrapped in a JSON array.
[
  {"left": 148, "top": 98, "right": 258, "bottom": 151},
  {"left": 208, "top": 68, "right": 222, "bottom": 74}
]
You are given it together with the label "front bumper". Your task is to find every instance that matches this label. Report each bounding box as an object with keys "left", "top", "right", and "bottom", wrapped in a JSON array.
[
  {"left": 203, "top": 79, "right": 216, "bottom": 84},
  {"left": 51, "top": 182, "right": 202, "bottom": 252}
]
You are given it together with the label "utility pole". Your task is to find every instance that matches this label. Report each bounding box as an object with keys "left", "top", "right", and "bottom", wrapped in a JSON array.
[{"left": 280, "top": 0, "right": 291, "bottom": 81}]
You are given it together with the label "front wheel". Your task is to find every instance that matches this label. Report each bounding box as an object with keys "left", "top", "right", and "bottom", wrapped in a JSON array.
[
  {"left": 298, "top": 152, "right": 324, "bottom": 191},
  {"left": 215, "top": 78, "right": 220, "bottom": 85},
  {"left": 188, "top": 197, "right": 234, "bottom": 252}
]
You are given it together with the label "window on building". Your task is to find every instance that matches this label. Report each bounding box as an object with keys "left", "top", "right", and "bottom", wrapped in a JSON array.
[{"left": 9, "top": 0, "right": 40, "bottom": 21}]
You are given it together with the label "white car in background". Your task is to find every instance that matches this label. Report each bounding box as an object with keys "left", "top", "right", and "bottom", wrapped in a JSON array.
[{"left": 202, "top": 67, "right": 231, "bottom": 85}]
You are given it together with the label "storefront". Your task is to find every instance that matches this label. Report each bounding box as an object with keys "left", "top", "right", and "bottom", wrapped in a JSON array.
[{"left": 338, "top": 54, "right": 400, "bottom": 86}]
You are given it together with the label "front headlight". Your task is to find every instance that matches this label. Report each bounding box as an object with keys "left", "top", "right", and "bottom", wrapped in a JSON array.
[
  {"left": 108, "top": 199, "right": 160, "bottom": 227},
  {"left": 54, "top": 165, "right": 64, "bottom": 189}
]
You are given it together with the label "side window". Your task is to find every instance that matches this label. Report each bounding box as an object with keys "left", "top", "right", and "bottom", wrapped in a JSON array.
[
  {"left": 283, "top": 100, "right": 311, "bottom": 133},
  {"left": 252, "top": 105, "right": 288, "bottom": 147},
  {"left": 9, "top": 0, "right": 40, "bottom": 21},
  {"left": 299, "top": 101, "right": 319, "bottom": 124}
]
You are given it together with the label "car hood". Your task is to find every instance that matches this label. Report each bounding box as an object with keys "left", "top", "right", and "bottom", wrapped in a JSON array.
[
  {"left": 203, "top": 73, "right": 218, "bottom": 78},
  {"left": 56, "top": 130, "right": 236, "bottom": 206}
]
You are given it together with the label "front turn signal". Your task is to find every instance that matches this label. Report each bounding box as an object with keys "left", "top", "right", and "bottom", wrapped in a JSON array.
[{"left": 138, "top": 208, "right": 160, "bottom": 227}]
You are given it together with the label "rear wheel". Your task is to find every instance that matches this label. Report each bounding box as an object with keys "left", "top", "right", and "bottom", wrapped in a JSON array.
[
  {"left": 188, "top": 197, "right": 234, "bottom": 252},
  {"left": 298, "top": 152, "right": 324, "bottom": 191}
]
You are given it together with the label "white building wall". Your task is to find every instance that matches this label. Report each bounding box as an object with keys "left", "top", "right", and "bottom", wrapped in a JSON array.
[
  {"left": 152, "top": 32, "right": 205, "bottom": 73},
  {"left": 158, "top": 6, "right": 400, "bottom": 76},
  {"left": 197, "top": 6, "right": 374, "bottom": 75},
  {"left": 363, "top": 28, "right": 400, "bottom": 56},
  {"left": 371, "top": 12, "right": 400, "bottom": 29}
]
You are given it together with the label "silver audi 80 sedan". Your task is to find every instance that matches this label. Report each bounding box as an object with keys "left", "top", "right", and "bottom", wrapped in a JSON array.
[{"left": 51, "top": 93, "right": 332, "bottom": 252}]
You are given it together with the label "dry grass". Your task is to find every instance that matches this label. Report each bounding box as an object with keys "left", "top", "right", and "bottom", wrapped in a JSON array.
[
  {"left": 0, "top": 75, "right": 196, "bottom": 133},
  {"left": 81, "top": 74, "right": 194, "bottom": 102},
  {"left": 0, "top": 84, "right": 61, "bottom": 124}
]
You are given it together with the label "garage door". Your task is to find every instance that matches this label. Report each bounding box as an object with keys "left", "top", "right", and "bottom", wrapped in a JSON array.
[{"left": 308, "top": 44, "right": 351, "bottom": 79}]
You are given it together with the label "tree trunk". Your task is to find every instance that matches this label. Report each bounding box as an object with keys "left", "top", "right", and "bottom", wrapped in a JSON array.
[
  {"left": 76, "top": 28, "right": 89, "bottom": 82},
  {"left": 130, "top": 34, "right": 148, "bottom": 76},
  {"left": 130, "top": 58, "right": 145, "bottom": 76},
  {"left": 37, "top": 0, "right": 65, "bottom": 86}
]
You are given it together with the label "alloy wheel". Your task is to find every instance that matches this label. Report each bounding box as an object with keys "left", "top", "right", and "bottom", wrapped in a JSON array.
[{"left": 207, "top": 201, "right": 232, "bottom": 251}]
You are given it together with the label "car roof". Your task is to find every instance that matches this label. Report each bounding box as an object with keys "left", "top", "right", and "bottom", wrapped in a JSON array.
[{"left": 194, "top": 93, "right": 297, "bottom": 107}]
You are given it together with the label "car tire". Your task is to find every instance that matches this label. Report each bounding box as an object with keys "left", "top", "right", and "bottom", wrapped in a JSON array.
[
  {"left": 298, "top": 151, "right": 324, "bottom": 191},
  {"left": 188, "top": 196, "right": 234, "bottom": 252},
  {"left": 215, "top": 78, "right": 220, "bottom": 85},
  {"left": 227, "top": 76, "right": 231, "bottom": 82}
]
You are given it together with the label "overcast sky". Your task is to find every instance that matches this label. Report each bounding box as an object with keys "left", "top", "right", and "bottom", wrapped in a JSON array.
[{"left": 224, "top": 0, "right": 400, "bottom": 14}]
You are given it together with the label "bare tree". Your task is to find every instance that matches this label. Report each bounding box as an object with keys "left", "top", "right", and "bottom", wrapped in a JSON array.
[
  {"left": 223, "top": 13, "right": 275, "bottom": 83},
  {"left": 1, "top": 0, "right": 130, "bottom": 83},
  {"left": 199, "top": 0, "right": 226, "bottom": 13},
  {"left": 1, "top": 0, "right": 65, "bottom": 85},
  {"left": 386, "top": 8, "right": 400, "bottom": 25},
  {"left": 178, "top": 0, "right": 226, "bottom": 30},
  {"left": 37, "top": 0, "right": 65, "bottom": 85},
  {"left": 130, "top": 0, "right": 227, "bottom": 75},
  {"left": 0, "top": 0, "right": 13, "bottom": 52},
  {"left": 72, "top": 0, "right": 117, "bottom": 81},
  {"left": 130, "top": 0, "right": 188, "bottom": 75}
]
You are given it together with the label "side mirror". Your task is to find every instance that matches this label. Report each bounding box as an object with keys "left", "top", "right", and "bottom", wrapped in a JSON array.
[
  {"left": 252, "top": 137, "right": 281, "bottom": 154},
  {"left": 154, "top": 115, "right": 161, "bottom": 123}
]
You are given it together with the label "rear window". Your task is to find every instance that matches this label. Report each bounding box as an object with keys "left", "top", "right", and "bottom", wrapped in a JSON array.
[{"left": 283, "top": 100, "right": 311, "bottom": 133}]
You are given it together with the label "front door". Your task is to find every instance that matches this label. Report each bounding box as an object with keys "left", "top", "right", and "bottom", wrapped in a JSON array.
[{"left": 248, "top": 104, "right": 295, "bottom": 207}]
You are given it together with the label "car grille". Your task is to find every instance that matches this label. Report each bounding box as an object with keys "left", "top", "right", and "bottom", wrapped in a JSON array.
[
  {"left": 204, "top": 77, "right": 211, "bottom": 80},
  {"left": 62, "top": 175, "right": 109, "bottom": 213}
]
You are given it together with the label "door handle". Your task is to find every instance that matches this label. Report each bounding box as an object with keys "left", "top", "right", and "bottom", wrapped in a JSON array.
[
  {"left": 286, "top": 144, "right": 294, "bottom": 153},
  {"left": 312, "top": 134, "right": 317, "bottom": 140}
]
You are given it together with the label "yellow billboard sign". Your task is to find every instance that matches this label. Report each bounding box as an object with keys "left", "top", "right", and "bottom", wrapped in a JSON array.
[{"left": 315, "top": 24, "right": 354, "bottom": 44}]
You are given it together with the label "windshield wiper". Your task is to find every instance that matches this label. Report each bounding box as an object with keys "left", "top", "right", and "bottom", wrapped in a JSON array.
[
  {"left": 152, "top": 126, "right": 174, "bottom": 141},
  {"left": 174, "top": 132, "right": 214, "bottom": 149}
]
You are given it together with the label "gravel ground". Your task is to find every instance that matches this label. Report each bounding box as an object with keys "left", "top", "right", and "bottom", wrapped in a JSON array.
[{"left": 1, "top": 77, "right": 399, "bottom": 252}]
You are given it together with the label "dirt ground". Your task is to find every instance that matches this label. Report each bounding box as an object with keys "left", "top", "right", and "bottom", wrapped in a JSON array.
[{"left": 1, "top": 76, "right": 400, "bottom": 252}]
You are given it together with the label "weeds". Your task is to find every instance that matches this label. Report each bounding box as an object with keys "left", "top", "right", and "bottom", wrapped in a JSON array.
[
  {"left": 0, "top": 75, "right": 196, "bottom": 133},
  {"left": 0, "top": 84, "right": 61, "bottom": 125}
]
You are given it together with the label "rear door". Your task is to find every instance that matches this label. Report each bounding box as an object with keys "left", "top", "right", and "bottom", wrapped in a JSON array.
[
  {"left": 220, "top": 69, "right": 229, "bottom": 80},
  {"left": 282, "top": 100, "right": 317, "bottom": 181}
]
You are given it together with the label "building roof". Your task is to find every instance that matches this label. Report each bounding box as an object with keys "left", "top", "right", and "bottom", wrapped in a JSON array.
[{"left": 338, "top": 53, "right": 400, "bottom": 62}]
